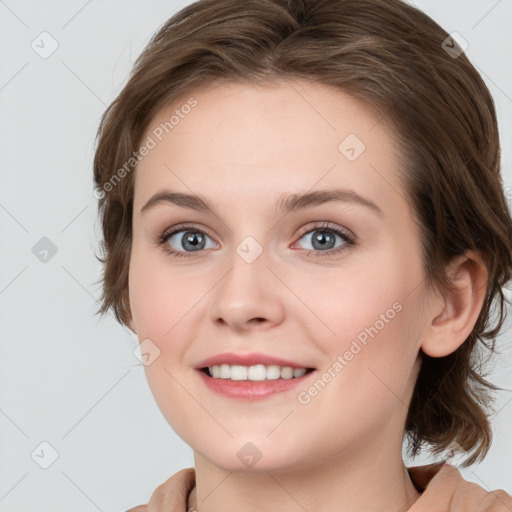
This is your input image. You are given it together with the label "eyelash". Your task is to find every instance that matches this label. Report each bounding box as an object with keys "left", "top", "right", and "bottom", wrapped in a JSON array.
[{"left": 155, "top": 221, "right": 356, "bottom": 260}]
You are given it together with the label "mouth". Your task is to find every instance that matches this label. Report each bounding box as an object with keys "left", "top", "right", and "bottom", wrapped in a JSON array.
[
  {"left": 200, "top": 364, "right": 315, "bottom": 381},
  {"left": 194, "top": 352, "right": 317, "bottom": 400},
  {"left": 197, "top": 366, "right": 316, "bottom": 400}
]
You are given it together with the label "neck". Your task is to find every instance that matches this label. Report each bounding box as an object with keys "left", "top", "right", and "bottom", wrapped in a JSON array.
[{"left": 190, "top": 442, "right": 420, "bottom": 512}]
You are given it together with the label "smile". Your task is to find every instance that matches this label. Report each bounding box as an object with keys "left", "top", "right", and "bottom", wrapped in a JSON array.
[{"left": 205, "top": 364, "right": 311, "bottom": 380}]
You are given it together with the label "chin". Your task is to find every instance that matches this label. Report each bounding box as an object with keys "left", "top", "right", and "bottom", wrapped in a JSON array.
[{"left": 197, "top": 441, "right": 313, "bottom": 474}]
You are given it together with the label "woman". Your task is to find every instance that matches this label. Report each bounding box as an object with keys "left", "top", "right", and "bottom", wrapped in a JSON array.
[{"left": 92, "top": 0, "right": 512, "bottom": 510}]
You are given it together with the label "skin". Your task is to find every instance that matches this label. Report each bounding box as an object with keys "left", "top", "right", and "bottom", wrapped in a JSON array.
[
  {"left": 125, "top": 464, "right": 512, "bottom": 511},
  {"left": 126, "top": 79, "right": 491, "bottom": 511},
  {"left": 408, "top": 464, "right": 512, "bottom": 511}
]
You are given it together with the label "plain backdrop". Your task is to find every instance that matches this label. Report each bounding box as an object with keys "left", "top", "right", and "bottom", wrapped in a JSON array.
[{"left": 0, "top": 0, "right": 511, "bottom": 510}]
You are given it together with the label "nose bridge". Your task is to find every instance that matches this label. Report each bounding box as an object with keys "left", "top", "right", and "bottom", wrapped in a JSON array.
[{"left": 208, "top": 233, "right": 284, "bottom": 329}]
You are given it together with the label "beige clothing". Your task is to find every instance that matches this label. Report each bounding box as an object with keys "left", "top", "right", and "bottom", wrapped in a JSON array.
[
  {"left": 125, "top": 467, "right": 425, "bottom": 511},
  {"left": 125, "top": 468, "right": 196, "bottom": 512}
]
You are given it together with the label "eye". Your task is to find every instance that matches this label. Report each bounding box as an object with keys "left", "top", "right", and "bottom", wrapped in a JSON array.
[
  {"left": 293, "top": 222, "right": 355, "bottom": 257},
  {"left": 155, "top": 221, "right": 355, "bottom": 260},
  {"left": 157, "top": 224, "right": 218, "bottom": 259}
]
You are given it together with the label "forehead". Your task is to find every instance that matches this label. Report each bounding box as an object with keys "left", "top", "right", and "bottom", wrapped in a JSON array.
[{"left": 133, "top": 80, "right": 405, "bottom": 218}]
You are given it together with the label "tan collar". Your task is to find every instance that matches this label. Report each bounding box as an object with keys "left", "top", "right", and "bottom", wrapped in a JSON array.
[
  {"left": 146, "top": 467, "right": 196, "bottom": 511},
  {"left": 138, "top": 466, "right": 424, "bottom": 510}
]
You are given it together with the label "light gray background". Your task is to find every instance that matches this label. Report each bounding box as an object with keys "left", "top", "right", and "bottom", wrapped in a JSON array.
[{"left": 0, "top": 0, "right": 511, "bottom": 510}]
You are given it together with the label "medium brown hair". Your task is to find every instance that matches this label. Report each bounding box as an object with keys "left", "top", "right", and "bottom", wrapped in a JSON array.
[{"left": 93, "top": 0, "right": 512, "bottom": 466}]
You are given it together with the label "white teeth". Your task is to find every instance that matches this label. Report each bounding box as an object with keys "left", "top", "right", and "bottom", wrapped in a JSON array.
[
  {"left": 247, "top": 364, "right": 266, "bottom": 381},
  {"left": 207, "top": 364, "right": 309, "bottom": 380},
  {"left": 230, "top": 365, "right": 247, "bottom": 381},
  {"left": 266, "top": 365, "right": 281, "bottom": 380},
  {"left": 219, "top": 364, "right": 230, "bottom": 379},
  {"left": 281, "top": 366, "right": 293, "bottom": 379}
]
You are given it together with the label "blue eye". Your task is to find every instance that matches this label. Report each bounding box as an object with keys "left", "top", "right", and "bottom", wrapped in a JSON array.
[
  {"left": 294, "top": 222, "right": 355, "bottom": 257},
  {"left": 156, "top": 221, "right": 355, "bottom": 259},
  {"left": 159, "top": 225, "right": 218, "bottom": 259}
]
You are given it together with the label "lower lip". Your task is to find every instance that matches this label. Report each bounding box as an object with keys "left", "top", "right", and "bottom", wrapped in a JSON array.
[{"left": 197, "top": 369, "right": 315, "bottom": 400}]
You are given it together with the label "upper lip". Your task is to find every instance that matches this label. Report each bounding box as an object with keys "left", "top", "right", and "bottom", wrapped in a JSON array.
[{"left": 195, "top": 352, "right": 314, "bottom": 370}]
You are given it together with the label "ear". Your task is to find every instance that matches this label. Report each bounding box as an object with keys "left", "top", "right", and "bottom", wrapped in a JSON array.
[{"left": 421, "top": 251, "right": 487, "bottom": 358}]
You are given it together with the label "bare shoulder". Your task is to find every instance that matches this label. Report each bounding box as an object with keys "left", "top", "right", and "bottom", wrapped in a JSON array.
[{"left": 124, "top": 506, "right": 147, "bottom": 511}]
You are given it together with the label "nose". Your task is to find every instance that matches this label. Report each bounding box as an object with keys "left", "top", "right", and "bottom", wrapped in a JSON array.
[{"left": 208, "top": 244, "right": 286, "bottom": 332}]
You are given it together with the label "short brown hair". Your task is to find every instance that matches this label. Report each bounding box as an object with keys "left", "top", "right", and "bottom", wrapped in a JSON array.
[{"left": 93, "top": 0, "right": 512, "bottom": 466}]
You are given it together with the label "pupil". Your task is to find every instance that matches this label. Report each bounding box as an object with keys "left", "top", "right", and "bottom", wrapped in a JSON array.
[
  {"left": 313, "top": 230, "right": 334, "bottom": 250},
  {"left": 184, "top": 231, "right": 204, "bottom": 251}
]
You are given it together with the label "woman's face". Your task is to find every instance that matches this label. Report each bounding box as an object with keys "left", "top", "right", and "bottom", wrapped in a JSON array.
[{"left": 128, "top": 80, "right": 436, "bottom": 472}]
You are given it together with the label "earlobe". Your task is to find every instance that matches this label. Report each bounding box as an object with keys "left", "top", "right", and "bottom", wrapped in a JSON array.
[{"left": 421, "top": 251, "right": 487, "bottom": 358}]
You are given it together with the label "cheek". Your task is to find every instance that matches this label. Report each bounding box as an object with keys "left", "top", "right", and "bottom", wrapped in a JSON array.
[
  {"left": 294, "top": 254, "right": 422, "bottom": 400},
  {"left": 290, "top": 257, "right": 409, "bottom": 349},
  {"left": 128, "top": 254, "right": 208, "bottom": 442},
  {"left": 129, "top": 249, "right": 205, "bottom": 342}
]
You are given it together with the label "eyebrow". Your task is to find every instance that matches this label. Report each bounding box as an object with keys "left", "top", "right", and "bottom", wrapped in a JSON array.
[{"left": 140, "top": 188, "right": 384, "bottom": 216}]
